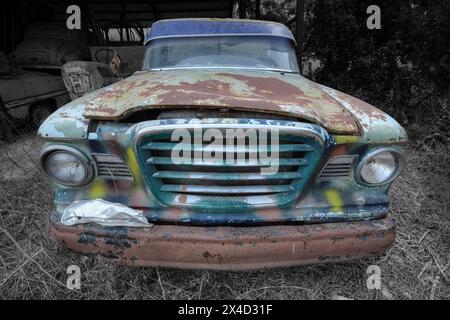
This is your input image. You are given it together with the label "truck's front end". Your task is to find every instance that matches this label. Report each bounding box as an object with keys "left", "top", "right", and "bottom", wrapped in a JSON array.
[{"left": 38, "top": 19, "right": 406, "bottom": 270}]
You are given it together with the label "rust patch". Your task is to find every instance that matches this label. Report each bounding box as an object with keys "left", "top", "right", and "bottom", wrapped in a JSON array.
[
  {"left": 52, "top": 217, "right": 395, "bottom": 270},
  {"left": 83, "top": 70, "right": 360, "bottom": 135}
]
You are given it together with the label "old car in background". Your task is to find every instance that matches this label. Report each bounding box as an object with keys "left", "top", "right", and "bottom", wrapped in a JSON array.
[
  {"left": 10, "top": 22, "right": 89, "bottom": 70},
  {"left": 38, "top": 19, "right": 407, "bottom": 270},
  {"left": 0, "top": 51, "right": 70, "bottom": 132},
  {"left": 91, "top": 20, "right": 146, "bottom": 76},
  {"left": 61, "top": 20, "right": 145, "bottom": 100}
]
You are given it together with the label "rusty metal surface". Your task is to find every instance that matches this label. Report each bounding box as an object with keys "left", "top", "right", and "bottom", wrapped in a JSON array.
[
  {"left": 52, "top": 215, "right": 395, "bottom": 270},
  {"left": 39, "top": 71, "right": 408, "bottom": 145},
  {"left": 83, "top": 69, "right": 361, "bottom": 135}
]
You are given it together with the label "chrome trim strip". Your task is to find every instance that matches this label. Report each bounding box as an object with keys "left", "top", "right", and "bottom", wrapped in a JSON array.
[
  {"left": 144, "top": 66, "right": 298, "bottom": 73},
  {"left": 133, "top": 120, "right": 328, "bottom": 147}
]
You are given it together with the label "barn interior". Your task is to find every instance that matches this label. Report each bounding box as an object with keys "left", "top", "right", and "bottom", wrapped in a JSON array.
[
  {"left": 1, "top": 0, "right": 304, "bottom": 54},
  {"left": 0, "top": 0, "right": 304, "bottom": 138}
]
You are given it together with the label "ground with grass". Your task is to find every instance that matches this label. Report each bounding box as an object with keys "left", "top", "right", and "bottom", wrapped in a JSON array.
[{"left": 0, "top": 104, "right": 448, "bottom": 300}]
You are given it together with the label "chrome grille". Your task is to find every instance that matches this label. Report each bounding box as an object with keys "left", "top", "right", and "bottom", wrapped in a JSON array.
[{"left": 135, "top": 121, "right": 327, "bottom": 210}]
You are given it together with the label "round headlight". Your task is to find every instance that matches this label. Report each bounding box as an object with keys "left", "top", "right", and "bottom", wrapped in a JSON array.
[
  {"left": 41, "top": 147, "right": 93, "bottom": 187},
  {"left": 356, "top": 148, "right": 405, "bottom": 186}
]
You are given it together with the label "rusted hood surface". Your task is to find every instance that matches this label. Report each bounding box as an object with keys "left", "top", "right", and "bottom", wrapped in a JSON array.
[{"left": 83, "top": 69, "right": 360, "bottom": 134}]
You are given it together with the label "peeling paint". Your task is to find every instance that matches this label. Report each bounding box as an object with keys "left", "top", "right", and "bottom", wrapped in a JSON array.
[
  {"left": 321, "top": 85, "right": 408, "bottom": 144},
  {"left": 82, "top": 69, "right": 361, "bottom": 135}
]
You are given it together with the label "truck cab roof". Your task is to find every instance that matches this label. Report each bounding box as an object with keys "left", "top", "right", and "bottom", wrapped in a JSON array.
[{"left": 144, "top": 18, "right": 295, "bottom": 44}]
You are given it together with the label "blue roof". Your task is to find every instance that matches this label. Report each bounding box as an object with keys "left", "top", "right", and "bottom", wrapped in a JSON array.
[{"left": 144, "top": 18, "right": 295, "bottom": 44}]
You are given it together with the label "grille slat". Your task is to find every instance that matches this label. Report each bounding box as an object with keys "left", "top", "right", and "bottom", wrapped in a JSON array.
[
  {"left": 147, "top": 157, "right": 308, "bottom": 166},
  {"left": 97, "top": 163, "right": 130, "bottom": 169},
  {"left": 153, "top": 171, "right": 302, "bottom": 180},
  {"left": 321, "top": 168, "right": 351, "bottom": 172},
  {"left": 142, "top": 142, "right": 315, "bottom": 153},
  {"left": 160, "top": 184, "right": 294, "bottom": 194},
  {"left": 97, "top": 166, "right": 130, "bottom": 171},
  {"left": 98, "top": 170, "right": 132, "bottom": 175}
]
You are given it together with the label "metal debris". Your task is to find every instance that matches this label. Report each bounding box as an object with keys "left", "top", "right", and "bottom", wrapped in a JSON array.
[{"left": 61, "top": 199, "right": 151, "bottom": 227}]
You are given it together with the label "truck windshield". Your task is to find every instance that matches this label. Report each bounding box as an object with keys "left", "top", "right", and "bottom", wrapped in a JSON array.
[{"left": 143, "top": 36, "right": 299, "bottom": 73}]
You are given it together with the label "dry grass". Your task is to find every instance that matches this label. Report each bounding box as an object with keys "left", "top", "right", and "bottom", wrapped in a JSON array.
[{"left": 0, "top": 105, "right": 449, "bottom": 300}]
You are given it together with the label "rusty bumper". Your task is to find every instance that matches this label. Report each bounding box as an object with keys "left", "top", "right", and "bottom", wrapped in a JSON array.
[{"left": 52, "top": 217, "right": 395, "bottom": 270}]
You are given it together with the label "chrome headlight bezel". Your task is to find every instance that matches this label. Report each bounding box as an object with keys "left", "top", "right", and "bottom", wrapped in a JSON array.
[
  {"left": 39, "top": 145, "right": 94, "bottom": 187},
  {"left": 355, "top": 147, "right": 406, "bottom": 187}
]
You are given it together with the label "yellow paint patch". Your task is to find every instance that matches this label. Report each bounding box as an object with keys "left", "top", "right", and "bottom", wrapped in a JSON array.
[
  {"left": 126, "top": 147, "right": 142, "bottom": 186},
  {"left": 324, "top": 189, "right": 343, "bottom": 213},
  {"left": 333, "top": 135, "right": 360, "bottom": 144},
  {"left": 89, "top": 181, "right": 108, "bottom": 198}
]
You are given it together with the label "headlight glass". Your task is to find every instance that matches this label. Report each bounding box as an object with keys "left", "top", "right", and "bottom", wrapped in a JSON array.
[
  {"left": 44, "top": 151, "right": 88, "bottom": 186},
  {"left": 359, "top": 150, "right": 401, "bottom": 185}
]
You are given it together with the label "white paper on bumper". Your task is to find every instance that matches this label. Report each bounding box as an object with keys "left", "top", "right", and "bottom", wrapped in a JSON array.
[{"left": 61, "top": 199, "right": 151, "bottom": 227}]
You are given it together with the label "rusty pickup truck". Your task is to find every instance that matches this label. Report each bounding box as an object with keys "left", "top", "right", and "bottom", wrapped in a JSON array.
[{"left": 38, "top": 19, "right": 407, "bottom": 270}]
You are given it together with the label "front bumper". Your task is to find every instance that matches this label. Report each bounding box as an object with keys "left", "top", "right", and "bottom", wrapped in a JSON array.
[{"left": 52, "top": 213, "right": 395, "bottom": 270}]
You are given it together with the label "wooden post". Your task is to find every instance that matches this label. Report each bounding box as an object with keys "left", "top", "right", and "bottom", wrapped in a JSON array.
[
  {"left": 295, "top": 0, "right": 305, "bottom": 72},
  {"left": 239, "top": 0, "right": 246, "bottom": 19},
  {"left": 255, "top": 0, "right": 261, "bottom": 19}
]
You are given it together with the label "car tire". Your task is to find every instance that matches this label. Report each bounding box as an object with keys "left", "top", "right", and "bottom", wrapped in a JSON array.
[{"left": 30, "top": 104, "right": 53, "bottom": 128}]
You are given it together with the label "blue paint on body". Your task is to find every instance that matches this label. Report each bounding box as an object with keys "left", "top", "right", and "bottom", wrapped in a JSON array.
[{"left": 145, "top": 18, "right": 295, "bottom": 44}]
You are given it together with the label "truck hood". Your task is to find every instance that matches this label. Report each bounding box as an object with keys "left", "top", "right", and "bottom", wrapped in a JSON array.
[{"left": 83, "top": 69, "right": 360, "bottom": 135}]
